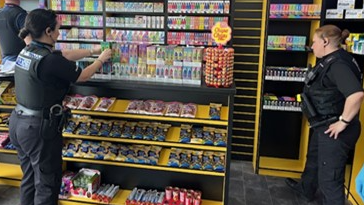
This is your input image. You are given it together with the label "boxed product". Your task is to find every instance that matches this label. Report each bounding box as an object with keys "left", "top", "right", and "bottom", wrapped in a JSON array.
[
  {"left": 337, "top": 0, "right": 355, "bottom": 9},
  {"left": 70, "top": 168, "right": 101, "bottom": 198},
  {"left": 0, "top": 81, "right": 16, "bottom": 105},
  {"left": 326, "top": 9, "right": 344, "bottom": 19},
  {"left": 345, "top": 9, "right": 364, "bottom": 19}
]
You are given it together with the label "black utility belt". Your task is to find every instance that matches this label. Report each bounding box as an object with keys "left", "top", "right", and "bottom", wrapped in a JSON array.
[
  {"left": 15, "top": 104, "right": 43, "bottom": 117},
  {"left": 14, "top": 104, "right": 63, "bottom": 118}
]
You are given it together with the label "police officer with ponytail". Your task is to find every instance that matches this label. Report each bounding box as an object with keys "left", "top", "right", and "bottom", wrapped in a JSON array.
[
  {"left": 9, "top": 9, "right": 111, "bottom": 205},
  {"left": 285, "top": 25, "right": 364, "bottom": 204}
]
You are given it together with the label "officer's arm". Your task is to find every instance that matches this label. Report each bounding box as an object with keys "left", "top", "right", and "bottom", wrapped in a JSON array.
[
  {"left": 76, "top": 49, "right": 112, "bottom": 82},
  {"left": 62, "top": 48, "right": 101, "bottom": 61},
  {"left": 341, "top": 91, "right": 364, "bottom": 123}
]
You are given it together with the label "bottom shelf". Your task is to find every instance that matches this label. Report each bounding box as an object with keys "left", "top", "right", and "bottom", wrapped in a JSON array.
[
  {"left": 0, "top": 162, "right": 222, "bottom": 205},
  {"left": 61, "top": 189, "right": 223, "bottom": 205}
]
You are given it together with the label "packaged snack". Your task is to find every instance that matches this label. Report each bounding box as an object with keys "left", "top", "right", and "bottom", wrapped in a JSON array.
[
  {"left": 179, "top": 149, "right": 191, "bottom": 168},
  {"left": 180, "top": 103, "right": 197, "bottom": 118},
  {"left": 121, "top": 122, "right": 137, "bottom": 138},
  {"left": 202, "top": 127, "right": 215, "bottom": 145},
  {"left": 115, "top": 145, "right": 128, "bottom": 162},
  {"left": 132, "top": 122, "right": 147, "bottom": 139},
  {"left": 78, "top": 95, "right": 99, "bottom": 110},
  {"left": 213, "top": 129, "right": 227, "bottom": 147},
  {"left": 109, "top": 121, "right": 125, "bottom": 137},
  {"left": 89, "top": 121, "right": 101, "bottom": 136},
  {"left": 63, "top": 118, "right": 79, "bottom": 134},
  {"left": 167, "top": 148, "right": 181, "bottom": 167},
  {"left": 59, "top": 171, "right": 76, "bottom": 199},
  {"left": 179, "top": 124, "right": 192, "bottom": 143},
  {"left": 190, "top": 127, "right": 204, "bottom": 144},
  {"left": 94, "top": 97, "right": 116, "bottom": 112},
  {"left": 143, "top": 122, "right": 159, "bottom": 140},
  {"left": 65, "top": 95, "right": 84, "bottom": 109},
  {"left": 165, "top": 102, "right": 183, "bottom": 117},
  {"left": 213, "top": 152, "right": 225, "bottom": 172},
  {"left": 190, "top": 150, "right": 203, "bottom": 170},
  {"left": 147, "top": 100, "right": 166, "bottom": 116},
  {"left": 202, "top": 151, "right": 214, "bottom": 171},
  {"left": 209, "top": 103, "right": 222, "bottom": 120},
  {"left": 125, "top": 100, "right": 144, "bottom": 114},
  {"left": 155, "top": 124, "right": 170, "bottom": 141},
  {"left": 99, "top": 120, "right": 113, "bottom": 137},
  {"left": 148, "top": 146, "right": 162, "bottom": 165},
  {"left": 75, "top": 120, "right": 90, "bottom": 135}
]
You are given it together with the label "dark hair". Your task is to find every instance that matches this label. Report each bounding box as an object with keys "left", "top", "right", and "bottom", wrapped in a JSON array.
[
  {"left": 19, "top": 9, "right": 57, "bottom": 40},
  {"left": 315, "top": 24, "right": 350, "bottom": 48}
]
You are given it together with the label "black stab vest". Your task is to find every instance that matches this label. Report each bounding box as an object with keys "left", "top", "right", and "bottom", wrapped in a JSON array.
[
  {"left": 15, "top": 42, "right": 68, "bottom": 110},
  {"left": 0, "top": 4, "right": 26, "bottom": 56},
  {"left": 303, "top": 49, "right": 361, "bottom": 118}
]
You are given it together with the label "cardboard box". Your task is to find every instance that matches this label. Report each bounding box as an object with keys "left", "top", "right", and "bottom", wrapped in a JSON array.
[{"left": 70, "top": 168, "right": 101, "bottom": 198}]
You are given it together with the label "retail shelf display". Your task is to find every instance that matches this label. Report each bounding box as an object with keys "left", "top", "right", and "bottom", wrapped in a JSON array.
[
  {"left": 254, "top": 0, "right": 322, "bottom": 178},
  {"left": 0, "top": 0, "right": 236, "bottom": 204}
]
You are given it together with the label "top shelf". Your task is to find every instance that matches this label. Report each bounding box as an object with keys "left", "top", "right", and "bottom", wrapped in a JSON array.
[
  {"left": 75, "top": 80, "right": 237, "bottom": 95},
  {"left": 269, "top": 17, "right": 320, "bottom": 21},
  {"left": 323, "top": 18, "right": 364, "bottom": 22}
]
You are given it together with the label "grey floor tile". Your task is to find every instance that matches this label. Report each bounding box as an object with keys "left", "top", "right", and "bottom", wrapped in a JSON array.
[
  {"left": 243, "top": 173, "right": 268, "bottom": 190},
  {"left": 229, "top": 178, "right": 245, "bottom": 199},
  {"left": 245, "top": 187, "right": 272, "bottom": 205},
  {"left": 229, "top": 195, "right": 245, "bottom": 205}
]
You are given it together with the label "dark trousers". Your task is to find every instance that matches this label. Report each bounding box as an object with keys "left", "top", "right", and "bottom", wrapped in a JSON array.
[
  {"left": 9, "top": 111, "right": 63, "bottom": 205},
  {"left": 298, "top": 120, "right": 361, "bottom": 205}
]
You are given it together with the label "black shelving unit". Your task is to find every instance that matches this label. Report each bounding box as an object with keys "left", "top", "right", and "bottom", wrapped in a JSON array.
[{"left": 255, "top": 0, "right": 321, "bottom": 177}]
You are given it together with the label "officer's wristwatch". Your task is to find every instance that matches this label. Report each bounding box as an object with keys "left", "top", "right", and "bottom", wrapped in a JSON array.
[{"left": 339, "top": 115, "right": 350, "bottom": 125}]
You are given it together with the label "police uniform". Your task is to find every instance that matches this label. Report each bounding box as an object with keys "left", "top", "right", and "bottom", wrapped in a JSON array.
[
  {"left": 9, "top": 41, "right": 81, "bottom": 205},
  {"left": 299, "top": 48, "right": 363, "bottom": 204},
  {"left": 0, "top": 3, "right": 27, "bottom": 63}
]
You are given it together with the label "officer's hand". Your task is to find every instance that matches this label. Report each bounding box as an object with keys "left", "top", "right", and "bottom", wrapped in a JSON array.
[
  {"left": 98, "top": 48, "right": 112, "bottom": 63},
  {"left": 324, "top": 120, "right": 347, "bottom": 139}
]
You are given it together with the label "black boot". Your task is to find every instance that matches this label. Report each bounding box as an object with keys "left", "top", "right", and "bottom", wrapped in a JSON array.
[{"left": 285, "top": 178, "right": 315, "bottom": 202}]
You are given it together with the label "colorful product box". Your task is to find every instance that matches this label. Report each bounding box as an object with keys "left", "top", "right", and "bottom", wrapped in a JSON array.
[
  {"left": 326, "top": 9, "right": 344, "bottom": 19},
  {"left": 345, "top": 9, "right": 364, "bottom": 19},
  {"left": 70, "top": 168, "right": 101, "bottom": 199},
  {"left": 337, "top": 0, "right": 355, "bottom": 9}
]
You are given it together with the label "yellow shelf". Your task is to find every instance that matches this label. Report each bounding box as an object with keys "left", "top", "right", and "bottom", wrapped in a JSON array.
[
  {"left": 63, "top": 127, "right": 226, "bottom": 152},
  {"left": 0, "top": 105, "right": 15, "bottom": 109},
  {"left": 60, "top": 189, "right": 222, "bottom": 205},
  {"left": 259, "top": 156, "right": 305, "bottom": 172},
  {"left": 0, "top": 162, "right": 22, "bottom": 186},
  {"left": 63, "top": 148, "right": 224, "bottom": 177},
  {"left": 71, "top": 100, "right": 229, "bottom": 126},
  {"left": 0, "top": 149, "right": 17, "bottom": 154}
]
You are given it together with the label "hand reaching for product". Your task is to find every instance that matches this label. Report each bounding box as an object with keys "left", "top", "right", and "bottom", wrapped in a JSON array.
[{"left": 98, "top": 48, "right": 112, "bottom": 63}]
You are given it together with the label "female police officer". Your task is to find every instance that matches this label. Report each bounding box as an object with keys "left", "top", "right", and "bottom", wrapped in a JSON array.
[
  {"left": 285, "top": 25, "right": 364, "bottom": 204},
  {"left": 9, "top": 9, "right": 111, "bottom": 205}
]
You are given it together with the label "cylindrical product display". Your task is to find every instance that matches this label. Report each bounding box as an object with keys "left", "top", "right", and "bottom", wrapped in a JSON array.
[{"left": 205, "top": 47, "right": 234, "bottom": 88}]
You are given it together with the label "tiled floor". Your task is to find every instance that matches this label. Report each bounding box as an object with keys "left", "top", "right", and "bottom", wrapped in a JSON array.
[{"left": 0, "top": 160, "right": 353, "bottom": 205}]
